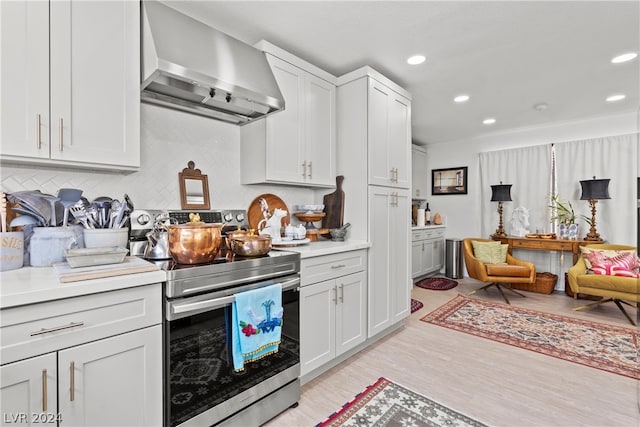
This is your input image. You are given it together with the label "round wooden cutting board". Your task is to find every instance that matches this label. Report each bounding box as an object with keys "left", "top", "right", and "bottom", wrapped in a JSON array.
[{"left": 247, "top": 193, "right": 291, "bottom": 231}]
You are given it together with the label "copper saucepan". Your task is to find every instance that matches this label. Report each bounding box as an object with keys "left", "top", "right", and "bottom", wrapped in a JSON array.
[
  {"left": 168, "top": 222, "right": 223, "bottom": 264},
  {"left": 229, "top": 233, "right": 272, "bottom": 257}
]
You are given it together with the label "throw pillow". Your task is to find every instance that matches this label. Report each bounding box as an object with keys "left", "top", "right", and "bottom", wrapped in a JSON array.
[
  {"left": 493, "top": 244, "right": 509, "bottom": 263},
  {"left": 590, "top": 264, "right": 640, "bottom": 278},
  {"left": 580, "top": 247, "right": 637, "bottom": 269},
  {"left": 472, "top": 241, "right": 500, "bottom": 264}
]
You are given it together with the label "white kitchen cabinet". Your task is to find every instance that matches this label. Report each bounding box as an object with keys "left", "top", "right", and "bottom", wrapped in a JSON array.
[
  {"left": 412, "top": 145, "right": 428, "bottom": 199},
  {"left": 368, "top": 187, "right": 410, "bottom": 336},
  {"left": 0, "top": 285, "right": 162, "bottom": 427},
  {"left": 299, "top": 250, "right": 367, "bottom": 378},
  {"left": 368, "top": 80, "right": 411, "bottom": 189},
  {"left": 411, "top": 228, "right": 445, "bottom": 279},
  {"left": 241, "top": 42, "right": 335, "bottom": 187},
  {"left": 0, "top": 0, "right": 140, "bottom": 171}
]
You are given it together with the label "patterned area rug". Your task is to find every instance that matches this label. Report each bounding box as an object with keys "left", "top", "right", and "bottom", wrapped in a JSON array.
[
  {"left": 415, "top": 277, "right": 458, "bottom": 290},
  {"left": 411, "top": 298, "right": 424, "bottom": 313},
  {"left": 317, "top": 377, "right": 486, "bottom": 427},
  {"left": 421, "top": 294, "right": 640, "bottom": 380}
]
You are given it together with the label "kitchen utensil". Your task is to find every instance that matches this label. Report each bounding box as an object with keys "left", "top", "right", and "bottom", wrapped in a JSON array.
[
  {"left": 224, "top": 228, "right": 249, "bottom": 249},
  {"left": 247, "top": 193, "right": 290, "bottom": 230},
  {"left": 69, "top": 203, "right": 95, "bottom": 229},
  {"left": 167, "top": 222, "right": 222, "bottom": 264},
  {"left": 0, "top": 192, "right": 7, "bottom": 232},
  {"left": 229, "top": 234, "right": 272, "bottom": 257},
  {"left": 322, "top": 175, "right": 345, "bottom": 233},
  {"left": 92, "top": 196, "right": 113, "bottom": 228},
  {"left": 7, "top": 191, "right": 52, "bottom": 226},
  {"left": 329, "top": 227, "right": 349, "bottom": 241},
  {"left": 57, "top": 188, "right": 83, "bottom": 226}
]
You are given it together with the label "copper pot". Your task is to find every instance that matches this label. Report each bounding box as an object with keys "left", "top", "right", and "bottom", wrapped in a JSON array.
[
  {"left": 229, "top": 234, "right": 272, "bottom": 257},
  {"left": 225, "top": 229, "right": 249, "bottom": 249},
  {"left": 167, "top": 222, "right": 222, "bottom": 264}
]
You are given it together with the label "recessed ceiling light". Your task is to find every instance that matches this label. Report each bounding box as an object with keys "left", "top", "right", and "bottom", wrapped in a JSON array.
[
  {"left": 482, "top": 118, "right": 496, "bottom": 125},
  {"left": 407, "top": 55, "right": 426, "bottom": 65},
  {"left": 533, "top": 102, "right": 549, "bottom": 111},
  {"left": 611, "top": 52, "right": 637, "bottom": 64},
  {"left": 606, "top": 94, "right": 626, "bottom": 102},
  {"left": 454, "top": 95, "right": 469, "bottom": 103}
]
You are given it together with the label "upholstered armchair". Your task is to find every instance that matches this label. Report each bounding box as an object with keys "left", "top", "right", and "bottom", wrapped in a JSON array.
[
  {"left": 463, "top": 238, "right": 536, "bottom": 304},
  {"left": 567, "top": 244, "right": 639, "bottom": 325}
]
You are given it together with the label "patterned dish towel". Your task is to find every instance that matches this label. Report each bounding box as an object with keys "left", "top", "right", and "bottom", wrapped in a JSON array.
[{"left": 232, "top": 283, "right": 283, "bottom": 371}]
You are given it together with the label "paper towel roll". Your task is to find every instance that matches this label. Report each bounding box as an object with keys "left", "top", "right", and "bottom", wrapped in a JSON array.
[{"left": 416, "top": 210, "right": 425, "bottom": 227}]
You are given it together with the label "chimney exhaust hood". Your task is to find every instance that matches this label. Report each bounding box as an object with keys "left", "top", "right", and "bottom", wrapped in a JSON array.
[{"left": 141, "top": 1, "right": 284, "bottom": 125}]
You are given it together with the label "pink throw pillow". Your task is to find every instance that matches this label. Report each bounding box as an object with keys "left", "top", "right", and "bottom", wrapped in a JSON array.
[{"left": 590, "top": 264, "right": 640, "bottom": 278}]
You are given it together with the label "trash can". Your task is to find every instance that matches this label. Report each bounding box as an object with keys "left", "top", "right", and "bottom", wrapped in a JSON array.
[{"left": 446, "top": 238, "right": 464, "bottom": 279}]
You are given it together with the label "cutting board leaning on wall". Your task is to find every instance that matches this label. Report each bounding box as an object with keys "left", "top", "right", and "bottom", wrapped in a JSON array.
[{"left": 322, "top": 176, "right": 345, "bottom": 232}]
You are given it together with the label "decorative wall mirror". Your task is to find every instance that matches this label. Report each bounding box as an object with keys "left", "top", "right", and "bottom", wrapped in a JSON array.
[{"left": 179, "top": 161, "right": 211, "bottom": 210}]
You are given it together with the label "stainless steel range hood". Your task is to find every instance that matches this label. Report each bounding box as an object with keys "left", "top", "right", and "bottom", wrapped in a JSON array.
[{"left": 141, "top": 1, "right": 284, "bottom": 125}]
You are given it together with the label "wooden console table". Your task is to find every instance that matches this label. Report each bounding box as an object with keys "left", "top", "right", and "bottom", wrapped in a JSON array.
[{"left": 491, "top": 236, "right": 591, "bottom": 264}]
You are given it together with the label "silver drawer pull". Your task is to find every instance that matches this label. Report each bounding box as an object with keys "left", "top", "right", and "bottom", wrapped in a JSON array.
[
  {"left": 30, "top": 321, "right": 84, "bottom": 336},
  {"left": 331, "top": 264, "right": 346, "bottom": 269}
]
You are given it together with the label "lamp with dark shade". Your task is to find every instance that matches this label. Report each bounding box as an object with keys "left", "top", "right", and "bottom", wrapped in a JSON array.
[
  {"left": 490, "top": 182, "right": 512, "bottom": 238},
  {"left": 580, "top": 176, "right": 610, "bottom": 241}
]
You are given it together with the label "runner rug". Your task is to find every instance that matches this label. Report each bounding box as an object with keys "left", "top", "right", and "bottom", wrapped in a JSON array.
[
  {"left": 411, "top": 298, "right": 424, "bottom": 313},
  {"left": 316, "top": 377, "right": 486, "bottom": 427},
  {"left": 415, "top": 276, "right": 458, "bottom": 290},
  {"left": 421, "top": 294, "right": 640, "bottom": 380}
]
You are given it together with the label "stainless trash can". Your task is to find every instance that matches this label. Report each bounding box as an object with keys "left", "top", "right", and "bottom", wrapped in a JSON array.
[{"left": 446, "top": 238, "right": 464, "bottom": 279}]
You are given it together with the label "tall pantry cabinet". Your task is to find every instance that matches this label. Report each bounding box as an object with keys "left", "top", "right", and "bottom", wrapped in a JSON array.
[{"left": 336, "top": 67, "right": 412, "bottom": 337}]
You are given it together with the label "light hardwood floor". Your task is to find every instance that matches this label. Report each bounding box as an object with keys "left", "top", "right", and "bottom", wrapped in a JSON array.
[{"left": 266, "top": 277, "right": 640, "bottom": 427}]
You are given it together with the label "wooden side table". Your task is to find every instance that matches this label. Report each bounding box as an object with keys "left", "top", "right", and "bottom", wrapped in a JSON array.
[{"left": 491, "top": 236, "right": 590, "bottom": 264}]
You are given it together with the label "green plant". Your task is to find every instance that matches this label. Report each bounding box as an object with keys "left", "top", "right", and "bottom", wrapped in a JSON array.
[{"left": 549, "top": 194, "right": 576, "bottom": 225}]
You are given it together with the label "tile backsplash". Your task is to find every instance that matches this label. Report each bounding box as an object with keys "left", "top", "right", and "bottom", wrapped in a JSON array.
[{"left": 1, "top": 104, "right": 316, "bottom": 213}]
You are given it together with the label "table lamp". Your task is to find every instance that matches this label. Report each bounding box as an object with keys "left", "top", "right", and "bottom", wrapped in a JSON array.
[
  {"left": 580, "top": 176, "right": 610, "bottom": 242},
  {"left": 490, "top": 182, "right": 512, "bottom": 238}
]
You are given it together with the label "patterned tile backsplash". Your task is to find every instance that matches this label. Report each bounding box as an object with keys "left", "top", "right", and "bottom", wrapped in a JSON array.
[{"left": 1, "top": 104, "right": 317, "bottom": 213}]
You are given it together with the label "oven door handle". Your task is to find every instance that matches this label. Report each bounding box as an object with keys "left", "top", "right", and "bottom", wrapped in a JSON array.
[{"left": 168, "top": 276, "right": 300, "bottom": 320}]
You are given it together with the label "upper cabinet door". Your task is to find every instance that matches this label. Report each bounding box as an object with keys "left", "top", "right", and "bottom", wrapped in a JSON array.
[
  {"left": 49, "top": 0, "right": 140, "bottom": 167},
  {"left": 304, "top": 74, "right": 335, "bottom": 187},
  {"left": 368, "top": 80, "right": 411, "bottom": 189},
  {"left": 264, "top": 55, "right": 306, "bottom": 183},
  {"left": 0, "top": 1, "right": 50, "bottom": 159}
]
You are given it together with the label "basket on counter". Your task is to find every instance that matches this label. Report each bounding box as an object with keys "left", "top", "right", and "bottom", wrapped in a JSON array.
[{"left": 510, "top": 272, "right": 557, "bottom": 294}]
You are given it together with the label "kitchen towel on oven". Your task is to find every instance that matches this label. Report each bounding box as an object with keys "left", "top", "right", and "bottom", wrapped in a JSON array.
[{"left": 231, "top": 282, "right": 283, "bottom": 371}]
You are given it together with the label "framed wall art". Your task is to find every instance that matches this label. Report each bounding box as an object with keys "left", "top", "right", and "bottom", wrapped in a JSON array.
[{"left": 432, "top": 166, "right": 468, "bottom": 195}]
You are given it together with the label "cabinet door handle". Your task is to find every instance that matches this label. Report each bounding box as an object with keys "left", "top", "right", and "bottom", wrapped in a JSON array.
[
  {"left": 42, "top": 369, "right": 47, "bottom": 412},
  {"left": 308, "top": 161, "right": 312, "bottom": 179},
  {"left": 339, "top": 284, "right": 344, "bottom": 303},
  {"left": 331, "top": 264, "right": 346, "bottom": 269},
  {"left": 301, "top": 161, "right": 307, "bottom": 178},
  {"left": 70, "top": 361, "right": 75, "bottom": 401},
  {"left": 36, "top": 114, "right": 42, "bottom": 149},
  {"left": 58, "top": 118, "right": 64, "bottom": 152},
  {"left": 332, "top": 286, "right": 337, "bottom": 305},
  {"left": 30, "top": 321, "right": 84, "bottom": 336}
]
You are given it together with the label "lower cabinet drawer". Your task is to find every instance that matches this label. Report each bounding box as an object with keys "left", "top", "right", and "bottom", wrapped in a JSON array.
[
  {"left": 301, "top": 249, "right": 367, "bottom": 286},
  {"left": 1, "top": 284, "right": 161, "bottom": 365}
]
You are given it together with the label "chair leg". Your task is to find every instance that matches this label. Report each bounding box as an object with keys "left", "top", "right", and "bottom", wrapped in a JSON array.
[
  {"left": 468, "top": 283, "right": 526, "bottom": 305},
  {"left": 573, "top": 298, "right": 637, "bottom": 326},
  {"left": 467, "top": 282, "right": 497, "bottom": 296},
  {"left": 501, "top": 284, "right": 527, "bottom": 298}
]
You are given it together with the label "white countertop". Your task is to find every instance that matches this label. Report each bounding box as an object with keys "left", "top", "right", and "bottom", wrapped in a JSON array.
[
  {"left": 412, "top": 224, "right": 446, "bottom": 230},
  {"left": 0, "top": 264, "right": 166, "bottom": 309},
  {"left": 272, "top": 239, "right": 370, "bottom": 258}
]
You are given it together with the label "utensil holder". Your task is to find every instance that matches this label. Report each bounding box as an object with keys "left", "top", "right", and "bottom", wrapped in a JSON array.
[{"left": 1, "top": 231, "right": 24, "bottom": 271}]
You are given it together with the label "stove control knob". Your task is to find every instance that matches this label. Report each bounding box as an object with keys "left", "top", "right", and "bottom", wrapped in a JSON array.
[
  {"left": 236, "top": 213, "right": 245, "bottom": 222},
  {"left": 223, "top": 212, "right": 233, "bottom": 223},
  {"left": 137, "top": 213, "right": 151, "bottom": 226}
]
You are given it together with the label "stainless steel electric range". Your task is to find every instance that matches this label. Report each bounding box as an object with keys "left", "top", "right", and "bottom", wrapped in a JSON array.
[{"left": 130, "top": 209, "right": 301, "bottom": 426}]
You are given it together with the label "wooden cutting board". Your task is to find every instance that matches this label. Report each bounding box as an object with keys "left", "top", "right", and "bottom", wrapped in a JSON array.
[
  {"left": 53, "top": 256, "right": 160, "bottom": 283},
  {"left": 322, "top": 176, "right": 345, "bottom": 230},
  {"left": 247, "top": 193, "right": 291, "bottom": 230}
]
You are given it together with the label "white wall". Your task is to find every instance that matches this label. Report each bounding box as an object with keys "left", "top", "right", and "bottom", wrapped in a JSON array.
[
  {"left": 1, "top": 103, "right": 317, "bottom": 212},
  {"left": 424, "top": 111, "right": 639, "bottom": 287}
]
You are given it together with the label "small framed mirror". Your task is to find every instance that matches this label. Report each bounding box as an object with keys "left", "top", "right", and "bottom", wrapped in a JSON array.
[{"left": 179, "top": 161, "right": 211, "bottom": 210}]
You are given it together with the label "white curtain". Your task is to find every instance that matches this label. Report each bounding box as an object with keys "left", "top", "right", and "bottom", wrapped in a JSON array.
[
  {"left": 479, "top": 144, "right": 552, "bottom": 238},
  {"left": 554, "top": 133, "right": 638, "bottom": 246}
]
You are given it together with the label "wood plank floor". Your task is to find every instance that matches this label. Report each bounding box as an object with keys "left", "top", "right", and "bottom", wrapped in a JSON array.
[{"left": 265, "top": 277, "right": 640, "bottom": 426}]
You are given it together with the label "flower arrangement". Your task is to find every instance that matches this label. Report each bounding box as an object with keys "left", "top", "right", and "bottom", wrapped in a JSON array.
[{"left": 549, "top": 194, "right": 576, "bottom": 225}]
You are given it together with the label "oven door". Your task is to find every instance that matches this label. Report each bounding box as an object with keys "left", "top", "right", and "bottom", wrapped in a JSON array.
[{"left": 164, "top": 275, "right": 300, "bottom": 427}]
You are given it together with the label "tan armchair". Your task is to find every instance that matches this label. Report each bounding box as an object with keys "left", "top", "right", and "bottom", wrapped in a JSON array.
[
  {"left": 567, "top": 244, "right": 639, "bottom": 325},
  {"left": 463, "top": 238, "right": 536, "bottom": 304}
]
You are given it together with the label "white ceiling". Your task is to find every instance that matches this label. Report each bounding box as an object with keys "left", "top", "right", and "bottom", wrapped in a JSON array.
[{"left": 164, "top": 1, "right": 640, "bottom": 146}]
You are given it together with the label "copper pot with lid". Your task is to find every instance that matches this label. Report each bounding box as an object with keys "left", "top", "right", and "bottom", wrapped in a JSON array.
[
  {"left": 167, "top": 213, "right": 222, "bottom": 264},
  {"left": 229, "top": 231, "right": 272, "bottom": 257}
]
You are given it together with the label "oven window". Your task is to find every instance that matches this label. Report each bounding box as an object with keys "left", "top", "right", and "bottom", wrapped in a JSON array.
[{"left": 167, "top": 288, "right": 299, "bottom": 427}]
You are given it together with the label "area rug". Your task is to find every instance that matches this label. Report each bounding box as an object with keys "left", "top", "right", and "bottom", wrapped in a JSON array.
[
  {"left": 411, "top": 298, "right": 424, "bottom": 313},
  {"left": 415, "top": 276, "right": 458, "bottom": 290},
  {"left": 317, "top": 377, "right": 486, "bottom": 427},
  {"left": 421, "top": 294, "right": 640, "bottom": 380}
]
